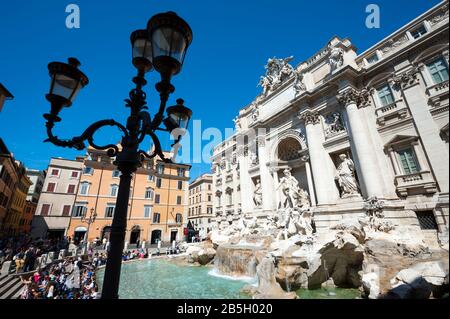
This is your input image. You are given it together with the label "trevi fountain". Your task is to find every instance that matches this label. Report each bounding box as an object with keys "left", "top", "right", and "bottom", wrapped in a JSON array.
[{"left": 98, "top": 166, "right": 448, "bottom": 299}]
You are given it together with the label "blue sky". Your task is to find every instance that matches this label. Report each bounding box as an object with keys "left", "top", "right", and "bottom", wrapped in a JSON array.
[{"left": 0, "top": 0, "right": 441, "bottom": 180}]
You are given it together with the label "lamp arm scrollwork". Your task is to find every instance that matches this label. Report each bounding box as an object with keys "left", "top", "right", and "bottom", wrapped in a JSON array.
[
  {"left": 44, "top": 118, "right": 130, "bottom": 156},
  {"left": 138, "top": 130, "right": 172, "bottom": 163}
]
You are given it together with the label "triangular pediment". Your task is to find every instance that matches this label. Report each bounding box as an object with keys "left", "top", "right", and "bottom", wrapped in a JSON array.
[{"left": 384, "top": 134, "right": 418, "bottom": 147}]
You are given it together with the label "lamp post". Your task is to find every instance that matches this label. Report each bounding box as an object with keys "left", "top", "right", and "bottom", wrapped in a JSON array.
[
  {"left": 80, "top": 207, "right": 97, "bottom": 255},
  {"left": 42, "top": 11, "right": 193, "bottom": 299}
]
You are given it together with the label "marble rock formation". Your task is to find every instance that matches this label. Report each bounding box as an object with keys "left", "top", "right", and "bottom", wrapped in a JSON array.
[
  {"left": 254, "top": 255, "right": 298, "bottom": 299},
  {"left": 186, "top": 244, "right": 217, "bottom": 265},
  {"left": 385, "top": 261, "right": 449, "bottom": 299},
  {"left": 273, "top": 221, "right": 366, "bottom": 290},
  {"left": 362, "top": 272, "right": 381, "bottom": 299}
]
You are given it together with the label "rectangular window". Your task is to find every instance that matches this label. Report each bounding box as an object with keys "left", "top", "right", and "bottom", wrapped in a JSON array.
[
  {"left": 62, "top": 205, "right": 71, "bottom": 216},
  {"left": 155, "top": 194, "right": 160, "bottom": 204},
  {"left": 153, "top": 212, "right": 160, "bottom": 223},
  {"left": 177, "top": 196, "right": 182, "bottom": 205},
  {"left": 377, "top": 85, "right": 395, "bottom": 106},
  {"left": 112, "top": 170, "right": 120, "bottom": 178},
  {"left": 145, "top": 188, "right": 154, "bottom": 199},
  {"left": 157, "top": 164, "right": 164, "bottom": 175},
  {"left": 67, "top": 184, "right": 76, "bottom": 194},
  {"left": 208, "top": 195, "right": 212, "bottom": 202},
  {"left": 148, "top": 174, "right": 155, "bottom": 182},
  {"left": 156, "top": 178, "right": 162, "bottom": 188},
  {"left": 398, "top": 147, "right": 420, "bottom": 175},
  {"left": 177, "top": 181, "right": 183, "bottom": 190},
  {"left": 83, "top": 167, "right": 94, "bottom": 175},
  {"left": 366, "top": 53, "right": 379, "bottom": 64},
  {"left": 41, "top": 204, "right": 50, "bottom": 216},
  {"left": 73, "top": 204, "right": 86, "bottom": 217},
  {"left": 410, "top": 24, "right": 427, "bottom": 39},
  {"left": 50, "top": 169, "right": 59, "bottom": 176},
  {"left": 110, "top": 185, "right": 118, "bottom": 197},
  {"left": 427, "top": 58, "right": 449, "bottom": 85},
  {"left": 144, "top": 205, "right": 152, "bottom": 218},
  {"left": 415, "top": 211, "right": 438, "bottom": 230},
  {"left": 105, "top": 205, "right": 115, "bottom": 218},
  {"left": 79, "top": 183, "right": 89, "bottom": 195},
  {"left": 176, "top": 213, "right": 182, "bottom": 223},
  {"left": 47, "top": 182, "right": 56, "bottom": 192},
  {"left": 177, "top": 168, "right": 185, "bottom": 177},
  {"left": 71, "top": 171, "right": 79, "bottom": 178}
]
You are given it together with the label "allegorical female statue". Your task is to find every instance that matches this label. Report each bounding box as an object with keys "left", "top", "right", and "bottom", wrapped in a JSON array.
[
  {"left": 253, "top": 179, "right": 263, "bottom": 207},
  {"left": 335, "top": 154, "right": 360, "bottom": 197}
]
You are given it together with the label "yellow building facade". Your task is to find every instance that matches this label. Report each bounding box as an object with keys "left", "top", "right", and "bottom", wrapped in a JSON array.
[
  {"left": 66, "top": 147, "right": 190, "bottom": 245},
  {"left": 3, "top": 161, "right": 32, "bottom": 236},
  {"left": 0, "top": 138, "right": 19, "bottom": 235}
]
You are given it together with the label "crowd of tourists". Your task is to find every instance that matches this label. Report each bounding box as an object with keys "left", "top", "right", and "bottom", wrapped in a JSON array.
[
  {"left": 122, "top": 249, "right": 148, "bottom": 261},
  {"left": 1, "top": 234, "right": 187, "bottom": 299},
  {"left": 18, "top": 253, "right": 108, "bottom": 299},
  {"left": 0, "top": 235, "right": 70, "bottom": 272}
]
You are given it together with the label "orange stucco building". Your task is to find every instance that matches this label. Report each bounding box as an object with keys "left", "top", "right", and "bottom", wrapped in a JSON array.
[{"left": 66, "top": 147, "right": 190, "bottom": 245}]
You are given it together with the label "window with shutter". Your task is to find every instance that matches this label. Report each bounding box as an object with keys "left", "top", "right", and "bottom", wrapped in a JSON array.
[
  {"left": 67, "top": 184, "right": 76, "bottom": 194},
  {"left": 62, "top": 205, "right": 71, "bottom": 216},
  {"left": 427, "top": 58, "right": 449, "bottom": 84},
  {"left": 398, "top": 148, "right": 420, "bottom": 174},
  {"left": 41, "top": 204, "right": 50, "bottom": 216},
  {"left": 377, "top": 85, "right": 395, "bottom": 106},
  {"left": 47, "top": 183, "right": 56, "bottom": 192}
]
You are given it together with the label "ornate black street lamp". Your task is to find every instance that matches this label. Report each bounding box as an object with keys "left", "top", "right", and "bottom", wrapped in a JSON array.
[{"left": 42, "top": 11, "right": 193, "bottom": 299}]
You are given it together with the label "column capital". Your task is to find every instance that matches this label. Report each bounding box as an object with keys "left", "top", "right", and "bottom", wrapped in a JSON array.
[
  {"left": 236, "top": 145, "right": 246, "bottom": 157},
  {"left": 337, "top": 87, "right": 371, "bottom": 108},
  {"left": 256, "top": 135, "right": 266, "bottom": 147},
  {"left": 389, "top": 65, "right": 422, "bottom": 90},
  {"left": 298, "top": 110, "right": 320, "bottom": 125}
]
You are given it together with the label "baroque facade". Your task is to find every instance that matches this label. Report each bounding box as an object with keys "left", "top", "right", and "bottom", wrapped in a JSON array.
[
  {"left": 188, "top": 173, "right": 214, "bottom": 238},
  {"left": 212, "top": 1, "right": 449, "bottom": 238}
]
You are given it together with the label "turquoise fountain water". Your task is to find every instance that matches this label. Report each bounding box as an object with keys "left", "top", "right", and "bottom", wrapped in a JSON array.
[
  {"left": 97, "top": 259, "right": 253, "bottom": 299},
  {"left": 96, "top": 258, "right": 360, "bottom": 299}
]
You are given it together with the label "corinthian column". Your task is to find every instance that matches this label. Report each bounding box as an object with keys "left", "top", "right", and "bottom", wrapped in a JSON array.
[
  {"left": 236, "top": 145, "right": 253, "bottom": 214},
  {"left": 298, "top": 110, "right": 340, "bottom": 205},
  {"left": 302, "top": 155, "right": 317, "bottom": 206},
  {"left": 337, "top": 87, "right": 385, "bottom": 198},
  {"left": 257, "top": 136, "right": 274, "bottom": 213}
]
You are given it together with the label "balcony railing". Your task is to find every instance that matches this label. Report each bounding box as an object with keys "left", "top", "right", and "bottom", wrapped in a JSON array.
[
  {"left": 395, "top": 170, "right": 437, "bottom": 197},
  {"left": 375, "top": 99, "right": 408, "bottom": 126},
  {"left": 167, "top": 220, "right": 182, "bottom": 227},
  {"left": 427, "top": 80, "right": 449, "bottom": 96},
  {"left": 427, "top": 80, "right": 449, "bottom": 108}
]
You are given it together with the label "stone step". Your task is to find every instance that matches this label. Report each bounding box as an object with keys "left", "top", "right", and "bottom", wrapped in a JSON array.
[
  {"left": 0, "top": 275, "right": 14, "bottom": 290},
  {"left": 0, "top": 276, "right": 20, "bottom": 298},
  {"left": 0, "top": 278, "right": 22, "bottom": 299}
]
